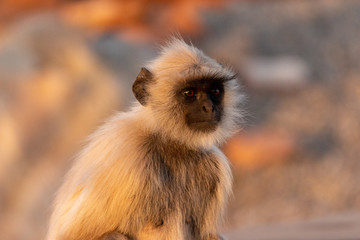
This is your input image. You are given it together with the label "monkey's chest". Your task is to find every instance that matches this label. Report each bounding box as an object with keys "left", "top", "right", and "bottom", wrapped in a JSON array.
[
  {"left": 141, "top": 135, "right": 221, "bottom": 226},
  {"left": 147, "top": 152, "right": 220, "bottom": 222}
]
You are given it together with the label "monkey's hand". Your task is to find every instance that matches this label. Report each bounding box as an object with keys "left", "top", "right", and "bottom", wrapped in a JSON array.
[
  {"left": 204, "top": 234, "right": 227, "bottom": 240},
  {"left": 100, "top": 231, "right": 132, "bottom": 240}
]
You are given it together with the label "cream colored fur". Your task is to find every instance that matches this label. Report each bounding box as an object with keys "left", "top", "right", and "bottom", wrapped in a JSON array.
[{"left": 47, "top": 38, "right": 243, "bottom": 240}]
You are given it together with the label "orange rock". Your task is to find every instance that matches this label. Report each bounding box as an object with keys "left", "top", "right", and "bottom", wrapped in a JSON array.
[{"left": 222, "top": 129, "right": 296, "bottom": 171}]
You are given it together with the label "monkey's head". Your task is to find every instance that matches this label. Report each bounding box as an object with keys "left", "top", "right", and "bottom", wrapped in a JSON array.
[{"left": 133, "top": 38, "right": 244, "bottom": 148}]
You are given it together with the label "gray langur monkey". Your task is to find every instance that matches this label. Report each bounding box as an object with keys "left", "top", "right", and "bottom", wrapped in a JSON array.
[{"left": 47, "top": 38, "right": 244, "bottom": 240}]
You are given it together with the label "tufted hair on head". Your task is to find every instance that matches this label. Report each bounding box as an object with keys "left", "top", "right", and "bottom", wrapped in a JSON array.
[{"left": 136, "top": 38, "right": 245, "bottom": 149}]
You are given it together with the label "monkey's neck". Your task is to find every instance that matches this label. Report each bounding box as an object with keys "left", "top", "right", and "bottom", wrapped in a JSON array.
[{"left": 134, "top": 105, "right": 218, "bottom": 151}]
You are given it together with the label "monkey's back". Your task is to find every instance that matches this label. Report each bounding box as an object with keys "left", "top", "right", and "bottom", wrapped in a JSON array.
[{"left": 47, "top": 111, "right": 149, "bottom": 239}]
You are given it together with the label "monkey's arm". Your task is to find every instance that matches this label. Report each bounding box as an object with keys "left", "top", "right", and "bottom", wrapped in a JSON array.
[{"left": 200, "top": 148, "right": 232, "bottom": 240}]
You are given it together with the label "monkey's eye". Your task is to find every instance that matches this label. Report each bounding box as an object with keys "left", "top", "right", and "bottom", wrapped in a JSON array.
[
  {"left": 183, "top": 89, "right": 195, "bottom": 98},
  {"left": 211, "top": 88, "right": 220, "bottom": 97}
]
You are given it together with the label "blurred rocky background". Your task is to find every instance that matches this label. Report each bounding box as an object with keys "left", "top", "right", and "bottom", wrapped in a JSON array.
[{"left": 0, "top": 0, "right": 359, "bottom": 239}]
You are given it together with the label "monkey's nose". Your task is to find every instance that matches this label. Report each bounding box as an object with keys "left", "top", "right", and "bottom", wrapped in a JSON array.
[{"left": 202, "top": 104, "right": 215, "bottom": 113}]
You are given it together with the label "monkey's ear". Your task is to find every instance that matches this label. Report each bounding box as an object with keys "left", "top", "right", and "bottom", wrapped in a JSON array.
[{"left": 132, "top": 67, "right": 153, "bottom": 105}]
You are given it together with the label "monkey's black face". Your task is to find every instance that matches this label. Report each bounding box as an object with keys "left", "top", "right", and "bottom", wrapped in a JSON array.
[{"left": 176, "top": 79, "right": 224, "bottom": 133}]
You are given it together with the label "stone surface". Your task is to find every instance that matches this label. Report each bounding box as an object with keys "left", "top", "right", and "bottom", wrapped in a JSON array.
[{"left": 225, "top": 212, "right": 360, "bottom": 240}]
